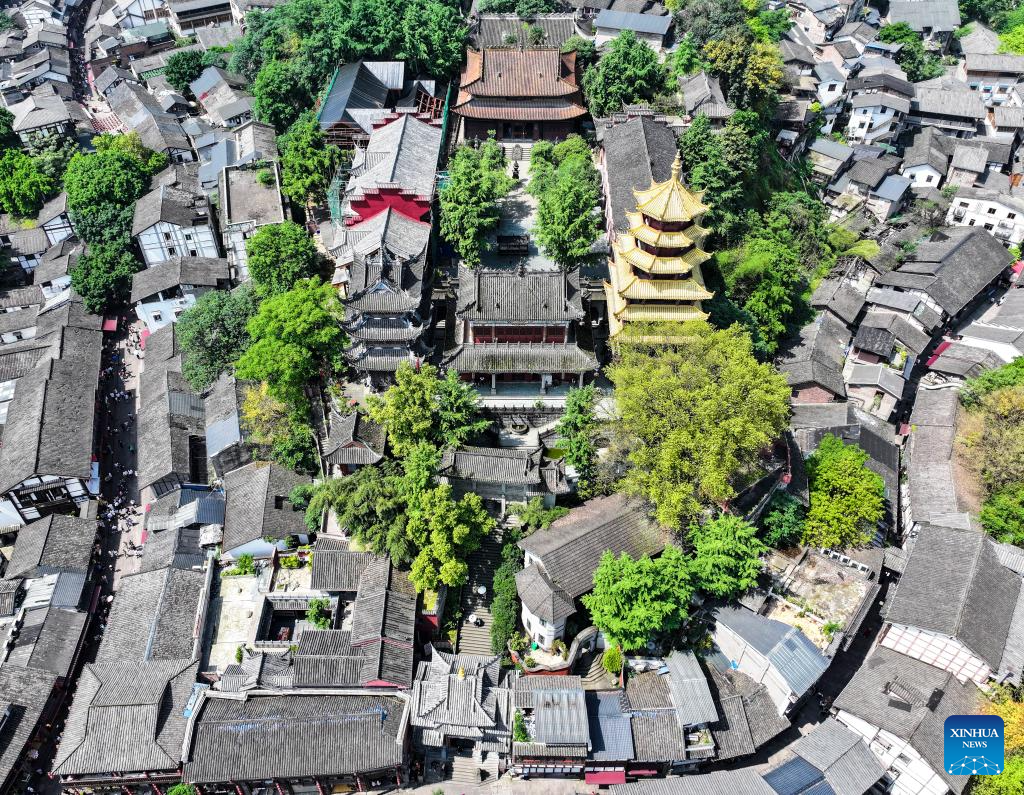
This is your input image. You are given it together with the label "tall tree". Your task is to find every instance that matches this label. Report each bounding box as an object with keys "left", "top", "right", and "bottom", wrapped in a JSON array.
[
  {"left": 407, "top": 485, "right": 495, "bottom": 591},
  {"left": 582, "top": 546, "right": 693, "bottom": 651},
  {"left": 63, "top": 150, "right": 149, "bottom": 245},
  {"left": 703, "top": 34, "right": 784, "bottom": 114},
  {"left": 253, "top": 58, "right": 313, "bottom": 132},
  {"left": 556, "top": 384, "right": 599, "bottom": 497},
  {"left": 439, "top": 139, "right": 514, "bottom": 268},
  {"left": 582, "top": 31, "right": 669, "bottom": 117},
  {"left": 690, "top": 514, "right": 766, "bottom": 597},
  {"left": 673, "top": 0, "right": 748, "bottom": 50},
  {"left": 980, "top": 486, "right": 1024, "bottom": 546},
  {"left": 240, "top": 382, "right": 320, "bottom": 473},
  {"left": 176, "top": 286, "right": 260, "bottom": 391},
  {"left": 92, "top": 132, "right": 168, "bottom": 175},
  {"left": 877, "top": 23, "right": 944, "bottom": 82},
  {"left": 0, "top": 107, "right": 17, "bottom": 150},
  {"left": 366, "top": 362, "right": 489, "bottom": 458},
  {"left": 278, "top": 111, "right": 343, "bottom": 207},
  {"left": 235, "top": 277, "right": 345, "bottom": 409},
  {"left": 0, "top": 149, "right": 54, "bottom": 218},
  {"left": 958, "top": 384, "right": 1024, "bottom": 496},
  {"left": 70, "top": 244, "right": 139, "bottom": 313},
  {"left": 164, "top": 50, "right": 206, "bottom": 93},
  {"left": 245, "top": 221, "right": 323, "bottom": 296},
  {"left": 607, "top": 320, "right": 790, "bottom": 529},
  {"left": 26, "top": 133, "right": 80, "bottom": 183},
  {"left": 533, "top": 149, "right": 601, "bottom": 269},
  {"left": 803, "top": 435, "right": 885, "bottom": 549}
]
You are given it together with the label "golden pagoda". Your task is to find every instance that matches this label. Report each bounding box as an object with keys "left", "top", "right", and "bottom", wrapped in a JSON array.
[{"left": 604, "top": 154, "right": 714, "bottom": 340}]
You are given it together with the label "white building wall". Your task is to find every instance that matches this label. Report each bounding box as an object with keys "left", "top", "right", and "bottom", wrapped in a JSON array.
[
  {"left": 902, "top": 164, "right": 943, "bottom": 189},
  {"left": 880, "top": 623, "right": 991, "bottom": 685},
  {"left": 135, "top": 293, "right": 197, "bottom": 334},
  {"left": 520, "top": 602, "right": 566, "bottom": 650},
  {"left": 947, "top": 196, "right": 1024, "bottom": 245},
  {"left": 847, "top": 104, "right": 900, "bottom": 144},
  {"left": 712, "top": 622, "right": 793, "bottom": 714},
  {"left": 834, "top": 709, "right": 951, "bottom": 795},
  {"left": 137, "top": 221, "right": 219, "bottom": 267}
]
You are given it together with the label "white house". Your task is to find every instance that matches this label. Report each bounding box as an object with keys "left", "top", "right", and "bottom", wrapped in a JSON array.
[
  {"left": 132, "top": 183, "right": 219, "bottom": 268},
  {"left": 833, "top": 647, "right": 981, "bottom": 795},
  {"left": 593, "top": 10, "right": 672, "bottom": 52},
  {"left": 710, "top": 604, "right": 830, "bottom": 716},
  {"left": 515, "top": 494, "right": 665, "bottom": 650},
  {"left": 955, "top": 288, "right": 1024, "bottom": 363},
  {"left": 947, "top": 185, "right": 1024, "bottom": 246},
  {"left": 130, "top": 255, "right": 230, "bottom": 334},
  {"left": 900, "top": 128, "right": 949, "bottom": 189}
]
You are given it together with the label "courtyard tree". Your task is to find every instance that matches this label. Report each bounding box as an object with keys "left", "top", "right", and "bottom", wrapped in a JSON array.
[
  {"left": 92, "top": 132, "right": 168, "bottom": 175},
  {"left": 70, "top": 244, "right": 139, "bottom": 313},
  {"left": 406, "top": 485, "right": 495, "bottom": 591},
  {"left": 531, "top": 137, "right": 601, "bottom": 269},
  {"left": 64, "top": 150, "right": 149, "bottom": 245},
  {"left": 0, "top": 149, "right": 54, "bottom": 218},
  {"left": 555, "top": 384, "right": 599, "bottom": 497},
  {"left": 164, "top": 50, "right": 206, "bottom": 93},
  {"left": 278, "top": 111, "right": 343, "bottom": 207},
  {"left": 690, "top": 514, "right": 767, "bottom": 598},
  {"left": 246, "top": 221, "right": 324, "bottom": 296},
  {"left": 803, "top": 434, "right": 885, "bottom": 549},
  {"left": 439, "top": 138, "right": 513, "bottom": 268},
  {"left": 607, "top": 320, "right": 790, "bottom": 529},
  {"left": 240, "top": 382, "right": 319, "bottom": 474},
  {"left": 583, "top": 545, "right": 693, "bottom": 651},
  {"left": 582, "top": 31, "right": 669, "bottom": 117},
  {"left": 176, "top": 286, "right": 260, "bottom": 391}
]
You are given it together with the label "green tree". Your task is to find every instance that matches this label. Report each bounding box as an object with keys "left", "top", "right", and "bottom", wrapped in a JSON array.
[
  {"left": 167, "top": 785, "right": 198, "bottom": 795},
  {"left": 439, "top": 139, "right": 514, "bottom": 268},
  {"left": 602, "top": 644, "right": 623, "bottom": 678},
  {"left": 533, "top": 149, "right": 601, "bottom": 269},
  {"left": 0, "top": 149, "right": 54, "bottom": 218},
  {"left": 0, "top": 107, "right": 17, "bottom": 150},
  {"left": 407, "top": 485, "right": 495, "bottom": 591},
  {"left": 246, "top": 221, "right": 323, "bottom": 296},
  {"left": 582, "top": 31, "right": 669, "bottom": 117},
  {"left": 972, "top": 754, "right": 1024, "bottom": 795},
  {"left": 509, "top": 497, "right": 569, "bottom": 533},
  {"left": 1001, "top": 26, "right": 1024, "bottom": 54},
  {"left": 803, "top": 435, "right": 885, "bottom": 549},
  {"left": 760, "top": 492, "right": 805, "bottom": 548},
  {"left": 675, "top": 0, "right": 748, "bottom": 49},
  {"left": 748, "top": 7, "right": 792, "bottom": 42},
  {"left": 671, "top": 34, "right": 706, "bottom": 77},
  {"left": 366, "top": 362, "right": 490, "bottom": 458},
  {"left": 981, "top": 486, "right": 1024, "bottom": 546},
  {"left": 240, "top": 382, "right": 319, "bottom": 474},
  {"left": 490, "top": 525, "right": 524, "bottom": 654},
  {"left": 306, "top": 597, "right": 332, "bottom": 629},
  {"left": 959, "top": 385, "right": 1024, "bottom": 496},
  {"left": 278, "top": 110, "right": 342, "bottom": 207},
  {"left": 70, "top": 244, "right": 139, "bottom": 313},
  {"left": 253, "top": 58, "right": 313, "bottom": 132},
  {"left": 582, "top": 545, "right": 693, "bottom": 651},
  {"left": 63, "top": 150, "right": 149, "bottom": 245},
  {"left": 961, "top": 0, "right": 1013, "bottom": 25},
  {"left": 25, "top": 133, "right": 79, "bottom": 183},
  {"left": 561, "top": 35, "right": 598, "bottom": 71},
  {"left": 176, "top": 286, "right": 260, "bottom": 391},
  {"left": 690, "top": 514, "right": 766, "bottom": 598},
  {"left": 703, "top": 35, "right": 784, "bottom": 114},
  {"left": 92, "top": 131, "right": 168, "bottom": 175},
  {"left": 164, "top": 49, "right": 206, "bottom": 93},
  {"left": 878, "top": 23, "right": 945, "bottom": 82},
  {"left": 556, "top": 384, "right": 599, "bottom": 497},
  {"left": 235, "top": 277, "right": 344, "bottom": 409},
  {"left": 962, "top": 357, "right": 1024, "bottom": 407},
  {"left": 607, "top": 320, "right": 790, "bottom": 529}
]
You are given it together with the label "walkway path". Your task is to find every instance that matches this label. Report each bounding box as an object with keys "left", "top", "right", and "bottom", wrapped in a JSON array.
[{"left": 456, "top": 531, "right": 504, "bottom": 657}]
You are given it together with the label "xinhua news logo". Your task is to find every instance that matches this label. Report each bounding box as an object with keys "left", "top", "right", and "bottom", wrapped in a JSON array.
[{"left": 944, "top": 714, "right": 1004, "bottom": 776}]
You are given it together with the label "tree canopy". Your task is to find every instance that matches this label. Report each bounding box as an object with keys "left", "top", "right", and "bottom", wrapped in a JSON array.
[
  {"left": 439, "top": 138, "right": 514, "bottom": 268},
  {"left": 25, "top": 133, "right": 79, "bottom": 183},
  {"left": 366, "top": 362, "right": 489, "bottom": 458},
  {"left": 803, "top": 435, "right": 885, "bottom": 549},
  {"left": 582, "top": 546, "right": 693, "bottom": 651},
  {"left": 407, "top": 484, "right": 495, "bottom": 591},
  {"left": 70, "top": 245, "right": 139, "bottom": 314},
  {"left": 980, "top": 485, "right": 1024, "bottom": 546},
  {"left": 962, "top": 357, "right": 1024, "bottom": 407},
  {"left": 234, "top": 277, "right": 344, "bottom": 409},
  {"left": 0, "top": 149, "right": 54, "bottom": 218},
  {"left": 582, "top": 31, "right": 669, "bottom": 117},
  {"left": 703, "top": 35, "right": 784, "bottom": 114},
  {"left": 253, "top": 58, "right": 313, "bottom": 132},
  {"left": 92, "top": 132, "right": 168, "bottom": 175},
  {"left": 176, "top": 286, "right": 260, "bottom": 391},
  {"left": 164, "top": 50, "right": 206, "bottom": 93},
  {"left": 607, "top": 320, "right": 790, "bottom": 528},
  {"left": 556, "top": 384, "right": 599, "bottom": 497},
  {"left": 690, "top": 514, "right": 766, "bottom": 598},
  {"left": 760, "top": 492, "right": 805, "bottom": 548},
  {"left": 278, "top": 110, "right": 342, "bottom": 206},
  {"left": 240, "top": 382, "right": 320, "bottom": 473},
  {"left": 878, "top": 23, "right": 944, "bottom": 82},
  {"left": 528, "top": 136, "right": 601, "bottom": 269},
  {"left": 63, "top": 150, "right": 149, "bottom": 245},
  {"left": 958, "top": 384, "right": 1024, "bottom": 497},
  {"left": 245, "top": 221, "right": 323, "bottom": 296}
]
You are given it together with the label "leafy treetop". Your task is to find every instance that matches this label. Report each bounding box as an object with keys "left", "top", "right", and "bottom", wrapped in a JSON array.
[
  {"left": 582, "top": 30, "right": 669, "bottom": 118},
  {"left": 246, "top": 220, "right": 324, "bottom": 296},
  {"left": 690, "top": 514, "right": 766, "bottom": 598},
  {"left": 803, "top": 434, "right": 885, "bottom": 550}
]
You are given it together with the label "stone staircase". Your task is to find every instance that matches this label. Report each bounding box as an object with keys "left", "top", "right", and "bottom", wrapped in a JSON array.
[
  {"left": 455, "top": 531, "right": 504, "bottom": 657},
  {"left": 450, "top": 752, "right": 483, "bottom": 786}
]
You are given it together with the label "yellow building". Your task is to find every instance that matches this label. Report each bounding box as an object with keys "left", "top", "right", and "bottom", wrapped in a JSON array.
[{"left": 604, "top": 154, "right": 714, "bottom": 340}]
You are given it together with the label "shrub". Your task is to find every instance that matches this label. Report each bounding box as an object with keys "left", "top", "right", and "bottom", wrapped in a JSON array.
[
  {"left": 513, "top": 710, "right": 529, "bottom": 742},
  {"left": 223, "top": 553, "right": 255, "bottom": 577},
  {"left": 761, "top": 492, "right": 805, "bottom": 548},
  {"left": 552, "top": 638, "right": 568, "bottom": 660},
  {"left": 490, "top": 527, "right": 524, "bottom": 655},
  {"left": 279, "top": 554, "right": 303, "bottom": 569},
  {"left": 602, "top": 645, "right": 622, "bottom": 678},
  {"left": 168, "top": 786, "right": 197, "bottom": 795},
  {"left": 523, "top": 655, "right": 536, "bottom": 667},
  {"left": 257, "top": 168, "right": 275, "bottom": 187},
  {"left": 234, "top": 646, "right": 244, "bottom": 664},
  {"left": 823, "top": 621, "right": 842, "bottom": 641}
]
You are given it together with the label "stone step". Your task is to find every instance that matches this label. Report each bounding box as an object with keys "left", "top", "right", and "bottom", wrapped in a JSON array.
[{"left": 450, "top": 754, "right": 483, "bottom": 786}]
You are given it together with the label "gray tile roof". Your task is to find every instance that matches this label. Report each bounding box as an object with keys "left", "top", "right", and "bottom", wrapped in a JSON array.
[
  {"left": 53, "top": 658, "right": 198, "bottom": 777},
  {"left": 344, "top": 112, "right": 442, "bottom": 210},
  {"left": 600, "top": 114, "right": 678, "bottom": 233},
  {"left": 885, "top": 525, "right": 1022, "bottom": 671},
  {"left": 411, "top": 648, "right": 512, "bottom": 741},
  {"left": 0, "top": 665, "right": 58, "bottom": 788},
  {"left": 519, "top": 494, "right": 666, "bottom": 599},
  {"left": 221, "top": 461, "right": 311, "bottom": 552},
  {"left": 96, "top": 566, "right": 206, "bottom": 663},
  {"left": 784, "top": 718, "right": 885, "bottom": 795},
  {"left": 516, "top": 563, "right": 575, "bottom": 623},
  {"left": 595, "top": 9, "right": 672, "bottom": 35},
  {"left": 310, "top": 538, "right": 378, "bottom": 592},
  {"left": 888, "top": 0, "right": 960, "bottom": 32},
  {"left": 586, "top": 690, "right": 635, "bottom": 761},
  {"left": 348, "top": 556, "right": 416, "bottom": 687},
  {"left": 613, "top": 770, "right": 775, "bottom": 794},
  {"left": 136, "top": 364, "right": 206, "bottom": 492},
  {"left": 514, "top": 674, "right": 581, "bottom": 708},
  {"left": 473, "top": 14, "right": 577, "bottom": 49},
  {"left": 130, "top": 256, "right": 229, "bottom": 303},
  {"left": 810, "top": 278, "right": 866, "bottom": 327},
  {"left": 964, "top": 52, "right": 1024, "bottom": 75},
  {"left": 901, "top": 127, "right": 948, "bottom": 174},
  {"left": 456, "top": 265, "right": 585, "bottom": 323},
  {"left": 444, "top": 340, "right": 598, "bottom": 374},
  {"left": 5, "top": 605, "right": 88, "bottom": 678},
  {"left": 533, "top": 685, "right": 590, "bottom": 745},
  {"left": 664, "top": 650, "right": 718, "bottom": 727},
  {"left": 137, "top": 524, "right": 206, "bottom": 573},
  {"left": 4, "top": 513, "right": 96, "bottom": 579},
  {"left": 778, "top": 311, "right": 851, "bottom": 398},
  {"left": 874, "top": 227, "right": 1011, "bottom": 318},
  {"left": 712, "top": 605, "right": 829, "bottom": 698},
  {"left": 108, "top": 80, "right": 191, "bottom": 153},
  {"left": 131, "top": 182, "right": 211, "bottom": 237},
  {"left": 184, "top": 692, "right": 407, "bottom": 783},
  {"left": 318, "top": 61, "right": 401, "bottom": 132},
  {"left": 292, "top": 629, "right": 363, "bottom": 687},
  {"left": 322, "top": 409, "right": 386, "bottom": 467},
  {"left": 440, "top": 446, "right": 566, "bottom": 489},
  {"left": 628, "top": 711, "right": 685, "bottom": 763},
  {"left": 834, "top": 646, "right": 979, "bottom": 793}
]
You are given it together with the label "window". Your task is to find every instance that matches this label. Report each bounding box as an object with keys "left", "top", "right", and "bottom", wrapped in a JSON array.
[
  {"left": 185, "top": 233, "right": 193, "bottom": 240},
  {"left": 152, "top": 311, "right": 163, "bottom": 321},
  {"left": 926, "top": 175, "right": 933, "bottom": 183},
  {"left": 189, "top": 249, "right": 197, "bottom": 257},
  {"left": 969, "top": 219, "right": 976, "bottom": 226},
  {"left": 274, "top": 495, "right": 285, "bottom": 509},
  {"left": 985, "top": 223, "right": 994, "bottom": 230},
  {"left": 827, "top": 83, "right": 836, "bottom": 91},
  {"left": 163, "top": 232, "right": 171, "bottom": 241},
  {"left": 168, "top": 247, "right": 176, "bottom": 256},
  {"left": 859, "top": 122, "right": 867, "bottom": 129},
  {"left": 1010, "top": 213, "right": 1017, "bottom": 220},
  {"left": 960, "top": 201, "right": 969, "bottom": 208},
  {"left": 988, "top": 207, "right": 997, "bottom": 214}
]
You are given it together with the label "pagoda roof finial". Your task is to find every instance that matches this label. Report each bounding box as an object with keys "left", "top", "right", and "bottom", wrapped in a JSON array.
[{"left": 671, "top": 153, "right": 682, "bottom": 182}]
